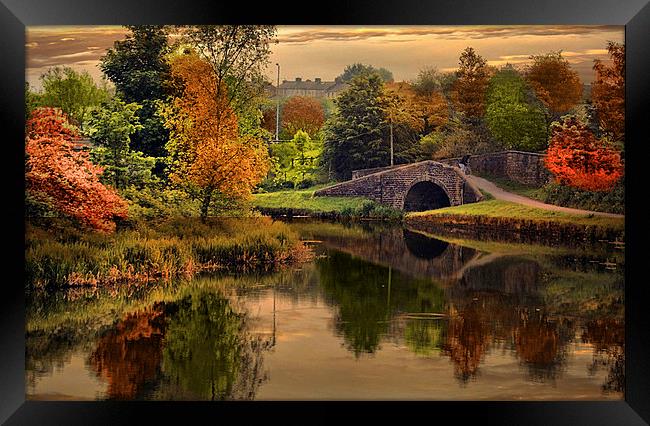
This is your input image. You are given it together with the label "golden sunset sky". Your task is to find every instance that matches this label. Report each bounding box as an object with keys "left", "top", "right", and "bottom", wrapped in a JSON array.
[{"left": 26, "top": 25, "right": 624, "bottom": 90}]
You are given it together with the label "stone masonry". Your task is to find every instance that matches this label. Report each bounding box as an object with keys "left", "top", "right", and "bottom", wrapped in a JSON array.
[
  {"left": 314, "top": 160, "right": 483, "bottom": 210},
  {"left": 438, "top": 150, "right": 551, "bottom": 187}
]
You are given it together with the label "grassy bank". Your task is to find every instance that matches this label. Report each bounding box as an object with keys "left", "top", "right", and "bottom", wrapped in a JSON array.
[
  {"left": 474, "top": 172, "right": 624, "bottom": 215},
  {"left": 26, "top": 217, "right": 310, "bottom": 289},
  {"left": 406, "top": 199, "right": 624, "bottom": 247},
  {"left": 252, "top": 187, "right": 402, "bottom": 220}
]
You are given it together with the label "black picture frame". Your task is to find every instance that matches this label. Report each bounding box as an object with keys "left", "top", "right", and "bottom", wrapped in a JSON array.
[{"left": 2, "top": 0, "right": 649, "bottom": 424}]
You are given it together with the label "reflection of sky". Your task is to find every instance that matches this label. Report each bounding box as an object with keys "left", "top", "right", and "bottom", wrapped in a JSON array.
[
  {"left": 26, "top": 351, "right": 106, "bottom": 400},
  {"left": 26, "top": 25, "right": 624, "bottom": 90}
]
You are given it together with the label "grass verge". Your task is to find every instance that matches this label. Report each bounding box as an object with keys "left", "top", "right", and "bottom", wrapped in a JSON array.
[
  {"left": 408, "top": 199, "right": 624, "bottom": 230},
  {"left": 252, "top": 187, "right": 402, "bottom": 220}
]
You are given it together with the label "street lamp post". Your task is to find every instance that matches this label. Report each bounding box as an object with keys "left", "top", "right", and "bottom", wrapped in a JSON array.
[{"left": 275, "top": 63, "right": 280, "bottom": 142}]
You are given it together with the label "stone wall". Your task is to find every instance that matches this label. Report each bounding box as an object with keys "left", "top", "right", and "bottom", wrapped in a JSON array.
[
  {"left": 315, "top": 161, "right": 483, "bottom": 210},
  {"left": 438, "top": 150, "right": 552, "bottom": 187}
]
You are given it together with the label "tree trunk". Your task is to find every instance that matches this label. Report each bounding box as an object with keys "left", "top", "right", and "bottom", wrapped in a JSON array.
[{"left": 200, "top": 189, "right": 213, "bottom": 222}]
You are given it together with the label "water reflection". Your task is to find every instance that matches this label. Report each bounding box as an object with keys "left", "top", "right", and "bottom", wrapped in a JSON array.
[
  {"left": 582, "top": 318, "right": 625, "bottom": 393},
  {"left": 89, "top": 305, "right": 166, "bottom": 399},
  {"left": 26, "top": 220, "right": 625, "bottom": 400},
  {"left": 157, "top": 292, "right": 270, "bottom": 400}
]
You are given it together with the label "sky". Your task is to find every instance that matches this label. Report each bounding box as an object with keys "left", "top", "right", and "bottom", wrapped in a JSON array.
[{"left": 26, "top": 25, "right": 624, "bottom": 91}]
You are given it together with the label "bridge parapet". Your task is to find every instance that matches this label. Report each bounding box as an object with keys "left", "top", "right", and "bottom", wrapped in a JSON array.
[{"left": 315, "top": 160, "right": 483, "bottom": 211}]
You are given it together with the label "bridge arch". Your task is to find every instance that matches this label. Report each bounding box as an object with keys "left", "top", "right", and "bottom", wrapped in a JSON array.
[{"left": 401, "top": 178, "right": 452, "bottom": 212}]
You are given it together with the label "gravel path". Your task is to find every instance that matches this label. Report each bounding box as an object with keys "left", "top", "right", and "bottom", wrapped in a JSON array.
[{"left": 466, "top": 175, "right": 625, "bottom": 219}]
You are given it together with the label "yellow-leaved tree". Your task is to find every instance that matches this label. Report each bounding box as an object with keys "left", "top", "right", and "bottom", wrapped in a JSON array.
[{"left": 163, "top": 53, "right": 269, "bottom": 219}]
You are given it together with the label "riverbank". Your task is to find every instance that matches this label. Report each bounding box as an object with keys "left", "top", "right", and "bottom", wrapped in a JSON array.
[
  {"left": 26, "top": 217, "right": 311, "bottom": 289},
  {"left": 405, "top": 200, "right": 624, "bottom": 247},
  {"left": 252, "top": 187, "right": 402, "bottom": 220}
]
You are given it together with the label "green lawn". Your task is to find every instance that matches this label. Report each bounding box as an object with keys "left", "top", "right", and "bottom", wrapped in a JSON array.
[
  {"left": 407, "top": 199, "right": 624, "bottom": 230},
  {"left": 253, "top": 187, "right": 374, "bottom": 213}
]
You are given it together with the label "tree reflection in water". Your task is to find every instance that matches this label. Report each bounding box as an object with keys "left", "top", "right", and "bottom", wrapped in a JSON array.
[
  {"left": 159, "top": 292, "right": 271, "bottom": 400},
  {"left": 88, "top": 291, "right": 271, "bottom": 400},
  {"left": 440, "top": 301, "right": 492, "bottom": 383},
  {"left": 315, "top": 236, "right": 620, "bottom": 388},
  {"left": 582, "top": 318, "right": 624, "bottom": 394},
  {"left": 89, "top": 304, "right": 166, "bottom": 399},
  {"left": 514, "top": 312, "right": 573, "bottom": 382}
]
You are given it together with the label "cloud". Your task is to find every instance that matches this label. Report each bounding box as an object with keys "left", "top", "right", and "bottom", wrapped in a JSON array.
[
  {"left": 276, "top": 25, "right": 622, "bottom": 44},
  {"left": 26, "top": 26, "right": 127, "bottom": 71}
]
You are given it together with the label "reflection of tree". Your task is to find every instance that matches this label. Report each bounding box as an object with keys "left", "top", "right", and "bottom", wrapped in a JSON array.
[
  {"left": 514, "top": 311, "right": 572, "bottom": 382},
  {"left": 318, "top": 251, "right": 392, "bottom": 356},
  {"left": 440, "top": 302, "right": 491, "bottom": 383},
  {"left": 160, "top": 292, "right": 270, "bottom": 400},
  {"left": 403, "top": 320, "right": 446, "bottom": 356},
  {"left": 317, "top": 250, "right": 446, "bottom": 357},
  {"left": 89, "top": 304, "right": 166, "bottom": 400},
  {"left": 582, "top": 318, "right": 624, "bottom": 394}
]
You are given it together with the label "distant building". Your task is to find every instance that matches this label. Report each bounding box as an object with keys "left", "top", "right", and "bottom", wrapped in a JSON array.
[{"left": 275, "top": 77, "right": 349, "bottom": 99}]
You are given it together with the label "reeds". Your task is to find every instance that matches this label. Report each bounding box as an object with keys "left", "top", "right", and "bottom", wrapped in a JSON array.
[{"left": 26, "top": 217, "right": 309, "bottom": 289}]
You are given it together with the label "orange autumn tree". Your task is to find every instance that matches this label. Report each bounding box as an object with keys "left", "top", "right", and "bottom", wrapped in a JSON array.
[
  {"left": 545, "top": 116, "right": 623, "bottom": 191},
  {"left": 452, "top": 47, "right": 491, "bottom": 120},
  {"left": 25, "top": 107, "right": 128, "bottom": 232},
  {"left": 526, "top": 51, "right": 582, "bottom": 117},
  {"left": 385, "top": 81, "right": 448, "bottom": 133},
  {"left": 281, "top": 96, "right": 325, "bottom": 137},
  {"left": 163, "top": 53, "right": 270, "bottom": 219},
  {"left": 592, "top": 41, "right": 625, "bottom": 143}
]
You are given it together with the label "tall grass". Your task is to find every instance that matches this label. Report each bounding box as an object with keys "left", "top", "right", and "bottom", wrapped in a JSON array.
[{"left": 26, "top": 217, "right": 309, "bottom": 289}]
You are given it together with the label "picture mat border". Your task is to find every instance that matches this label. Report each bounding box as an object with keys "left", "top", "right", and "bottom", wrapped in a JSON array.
[{"left": 1, "top": 0, "right": 648, "bottom": 423}]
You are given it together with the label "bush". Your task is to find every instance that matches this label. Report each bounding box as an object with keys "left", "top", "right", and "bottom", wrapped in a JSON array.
[
  {"left": 296, "top": 178, "right": 315, "bottom": 189},
  {"left": 538, "top": 180, "right": 624, "bottom": 214},
  {"left": 280, "top": 181, "right": 295, "bottom": 190}
]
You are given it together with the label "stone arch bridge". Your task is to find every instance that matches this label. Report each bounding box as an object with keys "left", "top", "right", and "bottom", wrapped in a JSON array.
[{"left": 314, "top": 160, "right": 483, "bottom": 212}]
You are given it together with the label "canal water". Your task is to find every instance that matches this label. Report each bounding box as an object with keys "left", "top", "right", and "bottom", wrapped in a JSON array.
[{"left": 26, "top": 219, "right": 624, "bottom": 400}]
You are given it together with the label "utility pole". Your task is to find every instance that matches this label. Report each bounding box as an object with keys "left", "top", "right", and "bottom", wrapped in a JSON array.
[
  {"left": 275, "top": 63, "right": 280, "bottom": 142},
  {"left": 389, "top": 117, "right": 394, "bottom": 166}
]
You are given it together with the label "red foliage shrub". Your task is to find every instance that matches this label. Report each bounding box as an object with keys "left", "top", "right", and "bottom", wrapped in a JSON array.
[
  {"left": 25, "top": 107, "right": 128, "bottom": 232},
  {"left": 544, "top": 116, "right": 623, "bottom": 192}
]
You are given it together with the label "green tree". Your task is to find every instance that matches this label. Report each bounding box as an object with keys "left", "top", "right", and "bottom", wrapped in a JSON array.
[
  {"left": 269, "top": 141, "right": 299, "bottom": 183},
  {"left": 412, "top": 66, "right": 444, "bottom": 96},
  {"left": 39, "top": 66, "right": 111, "bottom": 130},
  {"left": 25, "top": 82, "right": 41, "bottom": 121},
  {"left": 323, "top": 73, "right": 389, "bottom": 180},
  {"left": 291, "top": 130, "right": 319, "bottom": 181},
  {"left": 87, "top": 98, "right": 146, "bottom": 189},
  {"left": 485, "top": 68, "right": 548, "bottom": 151},
  {"left": 100, "top": 25, "right": 171, "bottom": 158},
  {"left": 338, "top": 63, "right": 394, "bottom": 83}
]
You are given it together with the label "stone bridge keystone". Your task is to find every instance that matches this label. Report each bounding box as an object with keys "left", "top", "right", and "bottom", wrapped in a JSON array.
[{"left": 314, "top": 160, "right": 483, "bottom": 212}]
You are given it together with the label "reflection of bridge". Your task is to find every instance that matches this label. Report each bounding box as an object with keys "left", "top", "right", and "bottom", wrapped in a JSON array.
[
  {"left": 314, "top": 160, "right": 483, "bottom": 211},
  {"left": 313, "top": 227, "right": 481, "bottom": 282}
]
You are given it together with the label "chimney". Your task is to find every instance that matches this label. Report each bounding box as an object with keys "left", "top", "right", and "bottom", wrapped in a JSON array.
[
  {"left": 315, "top": 77, "right": 321, "bottom": 83},
  {"left": 295, "top": 77, "right": 302, "bottom": 82}
]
